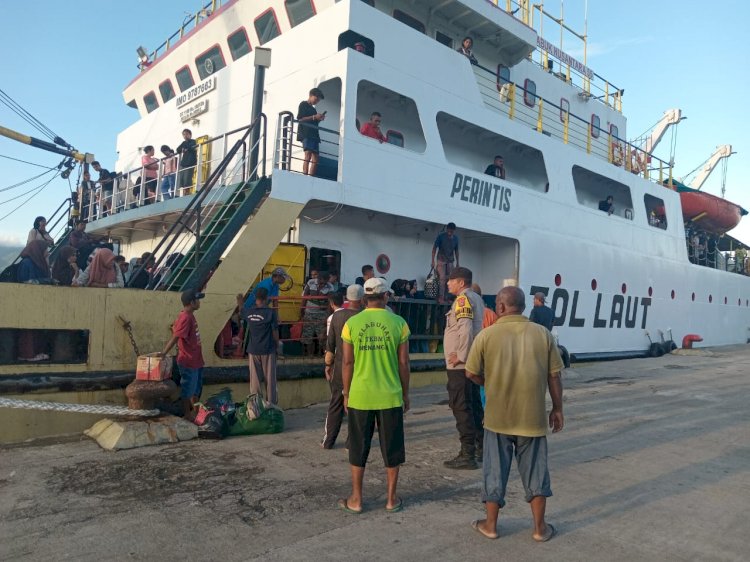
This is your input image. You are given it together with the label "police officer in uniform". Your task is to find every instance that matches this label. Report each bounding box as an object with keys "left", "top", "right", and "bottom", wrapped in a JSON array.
[{"left": 442, "top": 267, "right": 485, "bottom": 469}]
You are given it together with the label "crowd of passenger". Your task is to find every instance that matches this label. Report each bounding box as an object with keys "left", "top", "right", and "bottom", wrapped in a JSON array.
[
  {"left": 13, "top": 217, "right": 183, "bottom": 293},
  {"left": 75, "top": 129, "right": 199, "bottom": 222}
]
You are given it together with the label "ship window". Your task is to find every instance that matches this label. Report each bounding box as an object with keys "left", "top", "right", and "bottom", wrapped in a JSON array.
[
  {"left": 175, "top": 66, "right": 195, "bottom": 92},
  {"left": 255, "top": 8, "right": 281, "bottom": 45},
  {"left": 143, "top": 91, "right": 159, "bottom": 114},
  {"left": 386, "top": 130, "right": 404, "bottom": 147},
  {"left": 523, "top": 79, "right": 536, "bottom": 107},
  {"left": 126, "top": 99, "right": 137, "bottom": 109},
  {"left": 496, "top": 65, "right": 510, "bottom": 88},
  {"left": 644, "top": 194, "right": 668, "bottom": 229},
  {"left": 436, "top": 111, "right": 549, "bottom": 194},
  {"left": 309, "top": 247, "right": 341, "bottom": 279},
  {"left": 227, "top": 28, "right": 251, "bottom": 61},
  {"left": 393, "top": 10, "right": 425, "bottom": 33},
  {"left": 195, "top": 45, "right": 226, "bottom": 80},
  {"left": 590, "top": 114, "right": 601, "bottom": 138},
  {"left": 610, "top": 124, "right": 619, "bottom": 141},
  {"left": 356, "top": 80, "right": 426, "bottom": 152},
  {"left": 572, "top": 165, "right": 633, "bottom": 219},
  {"left": 337, "top": 31, "right": 374, "bottom": 57},
  {"left": 560, "top": 98, "right": 569, "bottom": 122},
  {"left": 436, "top": 31, "right": 453, "bottom": 48},
  {"left": 285, "top": 0, "right": 315, "bottom": 27},
  {"left": 159, "top": 80, "right": 175, "bottom": 103}
]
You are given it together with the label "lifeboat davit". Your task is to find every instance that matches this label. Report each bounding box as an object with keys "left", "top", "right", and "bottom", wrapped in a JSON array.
[{"left": 664, "top": 180, "right": 748, "bottom": 235}]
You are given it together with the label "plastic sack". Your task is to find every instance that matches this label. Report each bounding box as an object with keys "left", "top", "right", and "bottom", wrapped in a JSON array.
[
  {"left": 246, "top": 393, "right": 264, "bottom": 421},
  {"left": 204, "top": 387, "right": 236, "bottom": 417},
  {"left": 197, "top": 410, "right": 228, "bottom": 440},
  {"left": 228, "top": 402, "right": 284, "bottom": 436}
]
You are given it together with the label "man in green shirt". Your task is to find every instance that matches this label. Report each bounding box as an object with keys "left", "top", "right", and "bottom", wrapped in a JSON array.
[
  {"left": 338, "top": 277, "right": 411, "bottom": 514},
  {"left": 465, "top": 286, "right": 564, "bottom": 542}
]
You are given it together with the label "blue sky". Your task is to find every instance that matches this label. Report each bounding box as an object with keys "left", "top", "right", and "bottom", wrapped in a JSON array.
[{"left": 0, "top": 0, "right": 748, "bottom": 245}]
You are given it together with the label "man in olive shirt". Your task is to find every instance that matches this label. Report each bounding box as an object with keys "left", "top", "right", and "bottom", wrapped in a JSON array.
[
  {"left": 339, "top": 277, "right": 410, "bottom": 514},
  {"left": 465, "top": 286, "right": 564, "bottom": 542}
]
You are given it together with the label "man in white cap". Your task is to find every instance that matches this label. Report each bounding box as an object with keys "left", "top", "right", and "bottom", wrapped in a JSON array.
[
  {"left": 321, "top": 284, "right": 364, "bottom": 449},
  {"left": 529, "top": 291, "right": 554, "bottom": 332},
  {"left": 338, "top": 277, "right": 410, "bottom": 513}
]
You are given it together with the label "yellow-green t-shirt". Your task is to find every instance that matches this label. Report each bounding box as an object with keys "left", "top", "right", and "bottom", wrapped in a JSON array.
[
  {"left": 341, "top": 308, "right": 410, "bottom": 410},
  {"left": 465, "top": 315, "right": 563, "bottom": 437}
]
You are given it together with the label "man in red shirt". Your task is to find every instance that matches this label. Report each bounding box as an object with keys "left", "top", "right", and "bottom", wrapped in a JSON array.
[
  {"left": 161, "top": 289, "right": 205, "bottom": 418},
  {"left": 359, "top": 112, "right": 387, "bottom": 143}
]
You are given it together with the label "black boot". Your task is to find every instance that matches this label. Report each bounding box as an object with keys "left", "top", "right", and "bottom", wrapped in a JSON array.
[{"left": 443, "top": 445, "right": 479, "bottom": 470}]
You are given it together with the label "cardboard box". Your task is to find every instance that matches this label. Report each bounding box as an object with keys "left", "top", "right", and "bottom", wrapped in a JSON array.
[{"left": 136, "top": 354, "right": 173, "bottom": 381}]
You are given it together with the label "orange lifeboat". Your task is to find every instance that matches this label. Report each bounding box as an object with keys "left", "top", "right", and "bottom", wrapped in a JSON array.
[{"left": 664, "top": 180, "right": 748, "bottom": 235}]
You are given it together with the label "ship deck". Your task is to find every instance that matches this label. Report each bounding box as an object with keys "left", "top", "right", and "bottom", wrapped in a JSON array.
[{"left": 1, "top": 346, "right": 748, "bottom": 560}]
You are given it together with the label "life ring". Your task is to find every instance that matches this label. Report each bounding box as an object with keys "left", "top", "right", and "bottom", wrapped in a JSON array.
[
  {"left": 630, "top": 150, "right": 645, "bottom": 175},
  {"left": 611, "top": 142, "right": 624, "bottom": 166}
]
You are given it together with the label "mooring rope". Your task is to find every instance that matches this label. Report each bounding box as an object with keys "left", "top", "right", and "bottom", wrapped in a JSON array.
[{"left": 0, "top": 397, "right": 160, "bottom": 417}]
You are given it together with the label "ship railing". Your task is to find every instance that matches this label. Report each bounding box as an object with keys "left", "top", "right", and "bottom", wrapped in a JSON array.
[
  {"left": 273, "top": 111, "right": 340, "bottom": 180},
  {"left": 486, "top": 0, "right": 622, "bottom": 111},
  {"left": 141, "top": 1, "right": 222, "bottom": 70},
  {"left": 472, "top": 63, "right": 673, "bottom": 185},
  {"left": 216, "top": 294, "right": 450, "bottom": 359},
  {"left": 85, "top": 124, "right": 258, "bottom": 222},
  {"left": 126, "top": 114, "right": 267, "bottom": 291}
]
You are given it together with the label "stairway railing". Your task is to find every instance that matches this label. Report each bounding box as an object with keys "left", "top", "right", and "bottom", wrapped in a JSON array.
[{"left": 126, "top": 114, "right": 267, "bottom": 290}]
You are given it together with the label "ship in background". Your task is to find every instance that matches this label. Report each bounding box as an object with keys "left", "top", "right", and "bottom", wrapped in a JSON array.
[{"left": 1, "top": 0, "right": 748, "bottom": 441}]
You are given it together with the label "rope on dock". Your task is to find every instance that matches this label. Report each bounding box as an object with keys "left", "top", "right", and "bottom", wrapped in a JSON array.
[{"left": 0, "top": 397, "right": 160, "bottom": 417}]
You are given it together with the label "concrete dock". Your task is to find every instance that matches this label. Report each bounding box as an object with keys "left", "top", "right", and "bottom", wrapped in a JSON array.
[{"left": 1, "top": 345, "right": 748, "bottom": 561}]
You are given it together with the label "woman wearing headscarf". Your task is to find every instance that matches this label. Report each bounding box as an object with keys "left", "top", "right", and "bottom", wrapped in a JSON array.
[
  {"left": 16, "top": 240, "right": 51, "bottom": 361},
  {"left": 27, "top": 216, "right": 54, "bottom": 246},
  {"left": 17, "top": 239, "right": 51, "bottom": 283},
  {"left": 75, "top": 248, "right": 124, "bottom": 288},
  {"left": 51, "top": 246, "right": 80, "bottom": 286}
]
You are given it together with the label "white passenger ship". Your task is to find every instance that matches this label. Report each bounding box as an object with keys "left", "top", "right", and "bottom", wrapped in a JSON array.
[{"left": 1, "top": 0, "right": 748, "bottom": 440}]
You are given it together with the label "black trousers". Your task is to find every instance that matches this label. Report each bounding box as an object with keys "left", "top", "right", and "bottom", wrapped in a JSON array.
[
  {"left": 447, "top": 369, "right": 484, "bottom": 450},
  {"left": 322, "top": 379, "right": 345, "bottom": 449}
]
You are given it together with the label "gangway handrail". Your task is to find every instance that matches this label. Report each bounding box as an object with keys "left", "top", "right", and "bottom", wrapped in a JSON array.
[{"left": 126, "top": 114, "right": 266, "bottom": 289}]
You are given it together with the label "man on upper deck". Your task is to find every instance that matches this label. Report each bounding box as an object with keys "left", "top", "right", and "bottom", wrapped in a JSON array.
[
  {"left": 176, "top": 129, "right": 198, "bottom": 192},
  {"left": 484, "top": 155, "right": 506, "bottom": 180},
  {"left": 297, "top": 87, "right": 326, "bottom": 177},
  {"left": 598, "top": 195, "right": 614, "bottom": 215},
  {"left": 360, "top": 112, "right": 387, "bottom": 143}
]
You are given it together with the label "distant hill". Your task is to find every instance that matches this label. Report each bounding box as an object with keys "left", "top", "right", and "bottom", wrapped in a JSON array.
[{"left": 0, "top": 244, "right": 23, "bottom": 270}]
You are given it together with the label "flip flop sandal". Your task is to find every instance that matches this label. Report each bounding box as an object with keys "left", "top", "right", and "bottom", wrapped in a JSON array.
[
  {"left": 534, "top": 524, "right": 557, "bottom": 542},
  {"left": 337, "top": 498, "right": 362, "bottom": 515},
  {"left": 471, "top": 519, "right": 498, "bottom": 540},
  {"left": 385, "top": 498, "right": 403, "bottom": 513}
]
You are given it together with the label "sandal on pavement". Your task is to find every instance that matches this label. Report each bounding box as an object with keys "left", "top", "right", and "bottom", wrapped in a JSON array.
[
  {"left": 471, "top": 519, "right": 498, "bottom": 540},
  {"left": 534, "top": 523, "right": 557, "bottom": 542},
  {"left": 385, "top": 497, "right": 403, "bottom": 513},
  {"left": 337, "top": 498, "right": 362, "bottom": 515}
]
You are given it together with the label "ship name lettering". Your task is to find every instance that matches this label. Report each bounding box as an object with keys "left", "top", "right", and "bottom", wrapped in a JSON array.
[
  {"left": 450, "top": 172, "right": 511, "bottom": 213},
  {"left": 530, "top": 286, "right": 651, "bottom": 330}
]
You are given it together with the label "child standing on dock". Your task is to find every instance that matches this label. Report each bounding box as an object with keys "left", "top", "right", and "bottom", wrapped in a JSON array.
[{"left": 160, "top": 289, "right": 205, "bottom": 419}]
